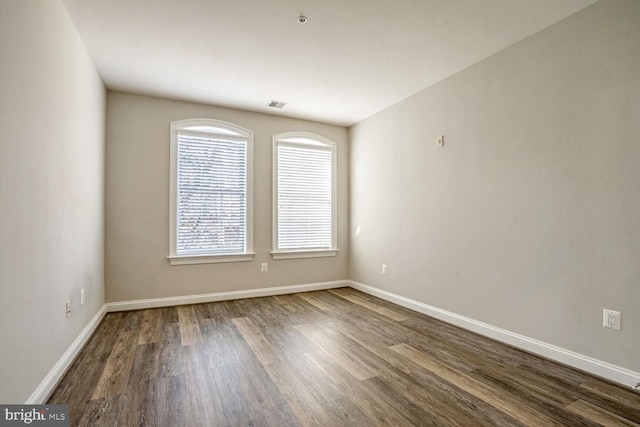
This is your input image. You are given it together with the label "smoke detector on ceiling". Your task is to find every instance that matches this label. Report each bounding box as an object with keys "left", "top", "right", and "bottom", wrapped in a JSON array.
[{"left": 267, "top": 100, "right": 287, "bottom": 109}]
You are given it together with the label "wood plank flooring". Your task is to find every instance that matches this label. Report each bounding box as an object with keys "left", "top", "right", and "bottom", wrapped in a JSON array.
[{"left": 48, "top": 288, "right": 640, "bottom": 426}]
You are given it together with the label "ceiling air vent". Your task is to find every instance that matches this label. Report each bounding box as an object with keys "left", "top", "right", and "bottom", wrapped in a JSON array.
[{"left": 267, "top": 100, "right": 287, "bottom": 109}]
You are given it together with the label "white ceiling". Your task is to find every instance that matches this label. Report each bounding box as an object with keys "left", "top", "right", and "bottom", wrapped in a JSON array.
[{"left": 61, "top": 0, "right": 597, "bottom": 127}]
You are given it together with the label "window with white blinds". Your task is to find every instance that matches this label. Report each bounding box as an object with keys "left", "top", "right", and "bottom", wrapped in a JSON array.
[
  {"left": 169, "top": 119, "right": 254, "bottom": 265},
  {"left": 272, "top": 132, "right": 337, "bottom": 259}
]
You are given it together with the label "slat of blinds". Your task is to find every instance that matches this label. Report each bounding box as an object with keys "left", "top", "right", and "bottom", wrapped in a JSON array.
[
  {"left": 177, "top": 134, "right": 247, "bottom": 255},
  {"left": 277, "top": 144, "right": 332, "bottom": 250}
]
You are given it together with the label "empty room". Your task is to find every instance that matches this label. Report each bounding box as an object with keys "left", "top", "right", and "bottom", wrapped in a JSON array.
[{"left": 1, "top": 0, "right": 639, "bottom": 425}]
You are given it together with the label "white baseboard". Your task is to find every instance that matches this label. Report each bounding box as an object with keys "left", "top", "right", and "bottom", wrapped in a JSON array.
[
  {"left": 26, "top": 280, "right": 347, "bottom": 403},
  {"left": 30, "top": 278, "right": 638, "bottom": 405},
  {"left": 26, "top": 304, "right": 107, "bottom": 404},
  {"left": 349, "top": 280, "right": 640, "bottom": 390},
  {"left": 106, "top": 280, "right": 348, "bottom": 312}
]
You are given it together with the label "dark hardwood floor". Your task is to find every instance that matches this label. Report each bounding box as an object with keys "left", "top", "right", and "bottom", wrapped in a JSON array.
[{"left": 49, "top": 288, "right": 640, "bottom": 426}]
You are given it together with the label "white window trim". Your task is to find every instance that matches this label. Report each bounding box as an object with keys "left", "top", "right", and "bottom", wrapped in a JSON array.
[
  {"left": 271, "top": 131, "right": 338, "bottom": 260},
  {"left": 271, "top": 249, "right": 338, "bottom": 260},
  {"left": 168, "top": 118, "right": 254, "bottom": 265}
]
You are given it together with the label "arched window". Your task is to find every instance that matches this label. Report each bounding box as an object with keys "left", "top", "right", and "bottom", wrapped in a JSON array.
[
  {"left": 169, "top": 119, "right": 254, "bottom": 264},
  {"left": 272, "top": 132, "right": 337, "bottom": 259}
]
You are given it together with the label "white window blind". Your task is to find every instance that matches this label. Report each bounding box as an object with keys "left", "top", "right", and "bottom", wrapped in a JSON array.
[
  {"left": 177, "top": 134, "right": 247, "bottom": 255},
  {"left": 275, "top": 138, "right": 335, "bottom": 251},
  {"left": 169, "top": 119, "right": 253, "bottom": 264}
]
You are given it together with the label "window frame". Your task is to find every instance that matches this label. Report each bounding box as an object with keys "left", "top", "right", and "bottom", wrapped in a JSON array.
[
  {"left": 168, "top": 118, "right": 254, "bottom": 265},
  {"left": 271, "top": 131, "right": 338, "bottom": 260}
]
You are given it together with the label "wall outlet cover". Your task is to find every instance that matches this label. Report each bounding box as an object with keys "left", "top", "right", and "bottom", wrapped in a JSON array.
[{"left": 603, "top": 309, "right": 621, "bottom": 331}]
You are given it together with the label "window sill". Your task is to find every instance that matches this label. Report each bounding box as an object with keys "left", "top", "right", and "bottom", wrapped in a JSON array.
[
  {"left": 270, "top": 249, "right": 338, "bottom": 260},
  {"left": 168, "top": 252, "right": 255, "bottom": 265}
]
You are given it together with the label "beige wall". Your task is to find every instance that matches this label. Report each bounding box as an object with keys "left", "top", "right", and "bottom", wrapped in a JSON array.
[
  {"left": 349, "top": 0, "right": 640, "bottom": 372},
  {"left": 0, "top": 0, "right": 106, "bottom": 403},
  {"left": 105, "top": 92, "right": 348, "bottom": 302}
]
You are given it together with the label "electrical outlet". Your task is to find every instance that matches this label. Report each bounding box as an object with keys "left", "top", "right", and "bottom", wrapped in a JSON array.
[
  {"left": 261, "top": 263, "right": 268, "bottom": 272},
  {"left": 66, "top": 301, "right": 71, "bottom": 318},
  {"left": 437, "top": 135, "right": 444, "bottom": 147},
  {"left": 382, "top": 264, "right": 387, "bottom": 274},
  {"left": 603, "top": 309, "right": 621, "bottom": 331},
  {"left": 81, "top": 288, "right": 85, "bottom": 305}
]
